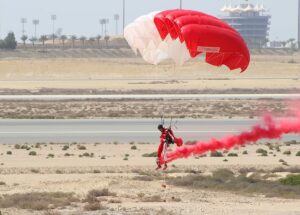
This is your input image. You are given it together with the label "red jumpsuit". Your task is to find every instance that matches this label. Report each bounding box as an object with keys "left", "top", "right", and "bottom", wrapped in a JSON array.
[
  {"left": 157, "top": 128, "right": 176, "bottom": 163},
  {"left": 157, "top": 128, "right": 174, "bottom": 160}
]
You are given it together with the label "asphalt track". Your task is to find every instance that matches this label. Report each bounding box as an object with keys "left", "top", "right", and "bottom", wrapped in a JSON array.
[{"left": 0, "top": 119, "right": 298, "bottom": 144}]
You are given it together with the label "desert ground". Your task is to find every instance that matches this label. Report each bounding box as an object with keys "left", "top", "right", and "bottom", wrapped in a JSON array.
[
  {"left": 0, "top": 50, "right": 299, "bottom": 93},
  {"left": 0, "top": 49, "right": 300, "bottom": 215},
  {"left": 0, "top": 142, "right": 300, "bottom": 215}
]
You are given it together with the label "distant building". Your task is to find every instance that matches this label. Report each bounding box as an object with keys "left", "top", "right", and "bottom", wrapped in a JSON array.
[{"left": 220, "top": 3, "right": 271, "bottom": 49}]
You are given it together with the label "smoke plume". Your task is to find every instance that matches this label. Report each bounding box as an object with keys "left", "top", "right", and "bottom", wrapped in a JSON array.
[{"left": 163, "top": 111, "right": 300, "bottom": 164}]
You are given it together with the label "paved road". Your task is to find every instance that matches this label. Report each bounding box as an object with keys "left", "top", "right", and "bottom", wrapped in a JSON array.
[
  {"left": 0, "top": 119, "right": 298, "bottom": 144},
  {"left": 0, "top": 94, "right": 300, "bottom": 101}
]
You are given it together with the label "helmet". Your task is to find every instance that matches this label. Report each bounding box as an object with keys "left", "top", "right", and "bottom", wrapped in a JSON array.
[{"left": 157, "top": 124, "right": 164, "bottom": 130}]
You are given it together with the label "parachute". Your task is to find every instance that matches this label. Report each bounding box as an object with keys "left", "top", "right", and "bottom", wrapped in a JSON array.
[{"left": 124, "top": 9, "right": 250, "bottom": 72}]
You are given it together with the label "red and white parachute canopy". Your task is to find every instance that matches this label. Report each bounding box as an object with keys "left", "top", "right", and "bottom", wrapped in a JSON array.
[{"left": 124, "top": 9, "right": 250, "bottom": 72}]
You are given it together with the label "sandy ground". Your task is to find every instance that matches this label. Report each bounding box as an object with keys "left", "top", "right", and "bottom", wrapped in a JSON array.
[
  {"left": 0, "top": 99, "right": 292, "bottom": 119},
  {"left": 0, "top": 143, "right": 300, "bottom": 215},
  {"left": 0, "top": 55, "right": 299, "bottom": 92},
  {"left": 0, "top": 51, "right": 299, "bottom": 214}
]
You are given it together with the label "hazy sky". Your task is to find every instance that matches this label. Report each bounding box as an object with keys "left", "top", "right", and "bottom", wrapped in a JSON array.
[{"left": 0, "top": 0, "right": 298, "bottom": 41}]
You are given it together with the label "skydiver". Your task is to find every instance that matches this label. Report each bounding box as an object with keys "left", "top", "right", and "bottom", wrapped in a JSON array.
[{"left": 156, "top": 124, "right": 183, "bottom": 170}]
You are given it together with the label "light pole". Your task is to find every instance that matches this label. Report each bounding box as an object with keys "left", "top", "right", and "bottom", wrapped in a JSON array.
[
  {"left": 21, "top": 18, "right": 27, "bottom": 35},
  {"left": 99, "top": 19, "right": 105, "bottom": 36},
  {"left": 123, "top": 0, "right": 126, "bottom": 35},
  {"left": 104, "top": 19, "right": 109, "bottom": 36},
  {"left": 114, "top": 14, "right": 120, "bottom": 35},
  {"left": 179, "top": 0, "right": 182, "bottom": 9},
  {"left": 298, "top": 0, "right": 300, "bottom": 49},
  {"left": 32, "top": 19, "right": 39, "bottom": 38},
  {"left": 51, "top": 15, "right": 57, "bottom": 44}
]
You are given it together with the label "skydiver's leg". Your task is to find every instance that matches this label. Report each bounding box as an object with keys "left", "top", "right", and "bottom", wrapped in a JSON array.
[
  {"left": 156, "top": 141, "right": 164, "bottom": 170},
  {"left": 162, "top": 142, "right": 168, "bottom": 170},
  {"left": 156, "top": 160, "right": 162, "bottom": 170}
]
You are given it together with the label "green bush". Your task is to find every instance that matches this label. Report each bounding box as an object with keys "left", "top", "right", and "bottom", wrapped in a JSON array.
[
  {"left": 131, "top": 145, "right": 137, "bottom": 150},
  {"left": 210, "top": 151, "right": 223, "bottom": 157},
  {"left": 142, "top": 152, "right": 157, "bottom": 157},
  {"left": 279, "top": 174, "right": 300, "bottom": 186},
  {"left": 256, "top": 148, "right": 267, "bottom": 154},
  {"left": 47, "top": 154, "right": 55, "bottom": 158},
  {"left": 14, "top": 144, "right": 21, "bottom": 149},
  {"left": 228, "top": 153, "right": 238, "bottom": 157},
  {"left": 6, "top": 151, "right": 12, "bottom": 155},
  {"left": 77, "top": 145, "right": 87, "bottom": 150},
  {"left": 29, "top": 151, "right": 37, "bottom": 156},
  {"left": 242, "top": 151, "right": 248, "bottom": 155},
  {"left": 21, "top": 145, "right": 31, "bottom": 150},
  {"left": 296, "top": 151, "right": 300, "bottom": 156},
  {"left": 82, "top": 152, "right": 93, "bottom": 157},
  {"left": 62, "top": 145, "right": 69, "bottom": 151},
  {"left": 256, "top": 148, "right": 268, "bottom": 156}
]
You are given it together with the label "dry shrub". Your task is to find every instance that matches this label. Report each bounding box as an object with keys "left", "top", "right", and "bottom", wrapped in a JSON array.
[
  {"left": 0, "top": 192, "right": 79, "bottom": 210},
  {"left": 108, "top": 199, "right": 122, "bottom": 203},
  {"left": 131, "top": 145, "right": 137, "bottom": 150},
  {"left": 135, "top": 208, "right": 176, "bottom": 215},
  {"left": 84, "top": 202, "right": 105, "bottom": 211},
  {"left": 43, "top": 211, "right": 62, "bottom": 215},
  {"left": 227, "top": 153, "right": 238, "bottom": 157},
  {"left": 31, "top": 168, "right": 40, "bottom": 173},
  {"left": 141, "top": 195, "right": 163, "bottom": 202},
  {"left": 133, "top": 175, "right": 155, "bottom": 181},
  {"left": 14, "top": 144, "right": 21, "bottom": 149},
  {"left": 271, "top": 167, "right": 300, "bottom": 173},
  {"left": 84, "top": 189, "right": 116, "bottom": 203},
  {"left": 168, "top": 168, "right": 300, "bottom": 199},
  {"left": 29, "top": 151, "right": 37, "bottom": 156},
  {"left": 93, "top": 170, "right": 101, "bottom": 174},
  {"left": 77, "top": 145, "right": 86, "bottom": 150},
  {"left": 142, "top": 152, "right": 157, "bottom": 157},
  {"left": 62, "top": 145, "right": 69, "bottom": 151},
  {"left": 171, "top": 196, "right": 181, "bottom": 202}
]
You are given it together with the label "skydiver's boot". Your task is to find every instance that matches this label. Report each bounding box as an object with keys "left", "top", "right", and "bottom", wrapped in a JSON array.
[
  {"left": 156, "top": 164, "right": 162, "bottom": 170},
  {"left": 163, "top": 163, "right": 168, "bottom": 170},
  {"left": 156, "top": 159, "right": 162, "bottom": 170}
]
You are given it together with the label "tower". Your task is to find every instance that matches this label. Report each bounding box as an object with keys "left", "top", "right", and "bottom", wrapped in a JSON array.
[{"left": 220, "top": 2, "right": 271, "bottom": 48}]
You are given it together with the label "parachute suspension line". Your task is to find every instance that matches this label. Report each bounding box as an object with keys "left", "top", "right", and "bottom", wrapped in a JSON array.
[
  {"left": 161, "top": 146, "right": 168, "bottom": 203},
  {"left": 163, "top": 168, "right": 168, "bottom": 202}
]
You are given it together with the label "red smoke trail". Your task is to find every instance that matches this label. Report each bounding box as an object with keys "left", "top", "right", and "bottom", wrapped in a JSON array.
[{"left": 163, "top": 113, "right": 300, "bottom": 164}]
